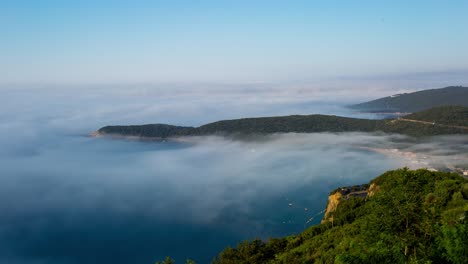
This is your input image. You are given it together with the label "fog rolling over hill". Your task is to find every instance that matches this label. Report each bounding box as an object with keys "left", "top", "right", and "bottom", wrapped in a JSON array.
[
  {"left": 2, "top": 86, "right": 467, "bottom": 264},
  {"left": 350, "top": 86, "right": 468, "bottom": 113},
  {"left": 4, "top": 0, "right": 468, "bottom": 263},
  {"left": 0, "top": 87, "right": 418, "bottom": 264}
]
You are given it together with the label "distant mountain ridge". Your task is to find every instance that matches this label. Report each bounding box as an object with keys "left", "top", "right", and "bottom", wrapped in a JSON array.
[
  {"left": 350, "top": 86, "right": 468, "bottom": 112},
  {"left": 95, "top": 106, "right": 468, "bottom": 138}
]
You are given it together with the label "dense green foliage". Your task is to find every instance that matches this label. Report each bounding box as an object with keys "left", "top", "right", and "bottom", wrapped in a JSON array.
[
  {"left": 349, "top": 86, "right": 468, "bottom": 112},
  {"left": 99, "top": 124, "right": 195, "bottom": 138},
  {"left": 212, "top": 169, "right": 468, "bottom": 264},
  {"left": 404, "top": 106, "right": 468, "bottom": 127},
  {"left": 196, "top": 115, "right": 378, "bottom": 134},
  {"left": 97, "top": 106, "right": 468, "bottom": 138}
]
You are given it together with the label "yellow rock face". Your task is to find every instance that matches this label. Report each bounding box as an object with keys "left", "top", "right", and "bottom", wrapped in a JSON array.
[
  {"left": 368, "top": 183, "right": 380, "bottom": 197},
  {"left": 322, "top": 192, "right": 343, "bottom": 223}
]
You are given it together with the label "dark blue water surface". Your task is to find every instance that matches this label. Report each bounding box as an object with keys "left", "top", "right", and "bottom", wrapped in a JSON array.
[
  {"left": 0, "top": 134, "right": 402, "bottom": 264},
  {"left": 0, "top": 88, "right": 404, "bottom": 263}
]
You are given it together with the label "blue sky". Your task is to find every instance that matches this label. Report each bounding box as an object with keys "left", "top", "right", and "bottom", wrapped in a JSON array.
[{"left": 1, "top": 0, "right": 468, "bottom": 85}]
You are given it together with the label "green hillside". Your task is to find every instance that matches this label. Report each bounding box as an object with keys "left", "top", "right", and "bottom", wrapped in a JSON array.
[
  {"left": 375, "top": 119, "right": 467, "bottom": 136},
  {"left": 196, "top": 115, "right": 379, "bottom": 134},
  {"left": 97, "top": 115, "right": 380, "bottom": 138},
  {"left": 350, "top": 86, "right": 468, "bottom": 113},
  {"left": 212, "top": 169, "right": 468, "bottom": 264},
  {"left": 96, "top": 106, "right": 468, "bottom": 138},
  {"left": 404, "top": 106, "right": 468, "bottom": 127}
]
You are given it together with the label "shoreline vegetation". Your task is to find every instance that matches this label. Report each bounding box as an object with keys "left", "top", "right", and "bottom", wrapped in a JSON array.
[
  {"left": 211, "top": 168, "right": 468, "bottom": 264},
  {"left": 154, "top": 169, "right": 468, "bottom": 264}
]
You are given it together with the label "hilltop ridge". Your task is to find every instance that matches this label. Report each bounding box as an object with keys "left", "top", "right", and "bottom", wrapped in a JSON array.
[
  {"left": 350, "top": 86, "right": 468, "bottom": 113},
  {"left": 95, "top": 106, "right": 468, "bottom": 138}
]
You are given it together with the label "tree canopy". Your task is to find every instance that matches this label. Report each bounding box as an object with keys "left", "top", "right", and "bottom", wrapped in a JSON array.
[{"left": 212, "top": 169, "right": 468, "bottom": 264}]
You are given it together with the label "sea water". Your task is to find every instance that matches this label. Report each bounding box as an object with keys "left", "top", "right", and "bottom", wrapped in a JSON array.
[{"left": 0, "top": 87, "right": 403, "bottom": 263}]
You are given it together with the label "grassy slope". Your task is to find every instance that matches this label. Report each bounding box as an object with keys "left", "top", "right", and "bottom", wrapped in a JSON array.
[{"left": 212, "top": 169, "right": 468, "bottom": 264}]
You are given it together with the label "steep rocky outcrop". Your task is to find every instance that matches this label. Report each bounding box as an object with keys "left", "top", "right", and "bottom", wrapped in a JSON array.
[
  {"left": 322, "top": 184, "right": 370, "bottom": 223},
  {"left": 322, "top": 192, "right": 343, "bottom": 223}
]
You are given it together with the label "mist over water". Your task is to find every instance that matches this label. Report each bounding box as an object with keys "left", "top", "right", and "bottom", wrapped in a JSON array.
[{"left": 0, "top": 86, "right": 463, "bottom": 263}]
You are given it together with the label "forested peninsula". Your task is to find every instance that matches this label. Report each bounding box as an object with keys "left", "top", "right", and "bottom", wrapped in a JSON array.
[{"left": 95, "top": 106, "right": 468, "bottom": 138}]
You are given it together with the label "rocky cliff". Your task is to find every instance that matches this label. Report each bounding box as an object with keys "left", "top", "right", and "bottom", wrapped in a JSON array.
[{"left": 322, "top": 184, "right": 370, "bottom": 223}]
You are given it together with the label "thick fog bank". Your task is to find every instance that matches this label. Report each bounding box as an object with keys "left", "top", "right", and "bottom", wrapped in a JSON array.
[
  {"left": 0, "top": 87, "right": 466, "bottom": 263},
  {"left": 0, "top": 132, "right": 405, "bottom": 264}
]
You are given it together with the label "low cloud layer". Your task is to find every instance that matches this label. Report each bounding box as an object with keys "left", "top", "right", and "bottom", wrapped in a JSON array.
[
  {"left": 0, "top": 132, "right": 403, "bottom": 264},
  {"left": 0, "top": 87, "right": 466, "bottom": 263}
]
